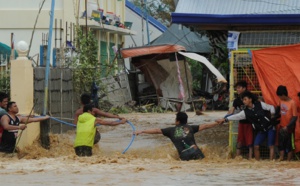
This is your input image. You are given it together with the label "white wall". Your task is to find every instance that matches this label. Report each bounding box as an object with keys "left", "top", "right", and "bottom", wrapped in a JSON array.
[
  {"left": 0, "top": 0, "right": 128, "bottom": 66},
  {"left": 124, "top": 6, "right": 165, "bottom": 70},
  {"left": 125, "top": 7, "right": 164, "bottom": 48},
  {"left": 0, "top": 0, "right": 74, "bottom": 63}
]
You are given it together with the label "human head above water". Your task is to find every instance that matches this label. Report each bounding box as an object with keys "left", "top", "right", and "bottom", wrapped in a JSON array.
[
  {"left": 0, "top": 92, "right": 9, "bottom": 108},
  {"left": 276, "top": 85, "right": 288, "bottom": 97},
  {"left": 0, "top": 92, "right": 8, "bottom": 102},
  {"left": 7, "top": 101, "right": 18, "bottom": 113},
  {"left": 83, "top": 104, "right": 94, "bottom": 113},
  {"left": 235, "top": 80, "right": 247, "bottom": 95},
  {"left": 235, "top": 80, "right": 247, "bottom": 89},
  {"left": 176, "top": 112, "right": 188, "bottom": 124},
  {"left": 241, "top": 91, "right": 257, "bottom": 106},
  {"left": 80, "top": 93, "right": 91, "bottom": 105}
]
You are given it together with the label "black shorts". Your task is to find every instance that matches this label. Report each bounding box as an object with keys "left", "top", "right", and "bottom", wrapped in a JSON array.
[
  {"left": 278, "top": 129, "right": 293, "bottom": 153},
  {"left": 180, "top": 146, "right": 205, "bottom": 161},
  {"left": 75, "top": 146, "right": 92, "bottom": 157},
  {"left": 94, "top": 130, "right": 101, "bottom": 144}
]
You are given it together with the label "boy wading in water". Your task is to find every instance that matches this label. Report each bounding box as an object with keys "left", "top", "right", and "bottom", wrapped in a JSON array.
[
  {"left": 135, "top": 112, "right": 222, "bottom": 161},
  {"left": 74, "top": 104, "right": 126, "bottom": 157}
]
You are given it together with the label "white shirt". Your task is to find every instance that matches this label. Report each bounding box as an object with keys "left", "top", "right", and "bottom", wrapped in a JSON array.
[{"left": 226, "top": 102, "right": 275, "bottom": 121}]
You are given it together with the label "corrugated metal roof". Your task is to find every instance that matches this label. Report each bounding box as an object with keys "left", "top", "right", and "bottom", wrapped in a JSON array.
[
  {"left": 151, "top": 24, "right": 211, "bottom": 53},
  {"left": 175, "top": 0, "right": 300, "bottom": 15}
]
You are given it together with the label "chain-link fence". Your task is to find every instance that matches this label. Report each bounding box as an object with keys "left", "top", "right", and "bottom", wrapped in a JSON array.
[{"left": 229, "top": 29, "right": 300, "bottom": 159}]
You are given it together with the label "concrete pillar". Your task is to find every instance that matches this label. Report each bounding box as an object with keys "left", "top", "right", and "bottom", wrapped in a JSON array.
[{"left": 10, "top": 41, "right": 40, "bottom": 150}]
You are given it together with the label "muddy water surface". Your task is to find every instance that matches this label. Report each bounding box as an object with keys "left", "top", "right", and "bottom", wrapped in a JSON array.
[{"left": 0, "top": 111, "right": 299, "bottom": 185}]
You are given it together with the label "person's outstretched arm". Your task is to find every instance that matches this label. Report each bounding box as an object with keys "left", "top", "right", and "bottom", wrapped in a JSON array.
[
  {"left": 227, "top": 106, "right": 235, "bottom": 115},
  {"left": 199, "top": 122, "right": 222, "bottom": 131},
  {"left": 95, "top": 118, "right": 126, "bottom": 126},
  {"left": 135, "top": 128, "right": 162, "bottom": 135},
  {"left": 20, "top": 115, "right": 50, "bottom": 124},
  {"left": 94, "top": 108, "right": 125, "bottom": 119},
  {"left": 260, "top": 102, "right": 275, "bottom": 114},
  {"left": 216, "top": 110, "right": 246, "bottom": 124}
]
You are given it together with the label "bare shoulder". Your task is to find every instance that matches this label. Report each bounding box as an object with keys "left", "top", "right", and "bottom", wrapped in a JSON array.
[
  {"left": 1, "top": 114, "right": 9, "bottom": 120},
  {"left": 75, "top": 108, "right": 83, "bottom": 116}
]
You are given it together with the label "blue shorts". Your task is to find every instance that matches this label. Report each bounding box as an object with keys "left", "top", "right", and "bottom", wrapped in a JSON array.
[{"left": 254, "top": 127, "right": 276, "bottom": 147}]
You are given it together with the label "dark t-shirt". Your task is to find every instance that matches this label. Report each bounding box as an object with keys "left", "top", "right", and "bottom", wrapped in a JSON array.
[
  {"left": 233, "top": 97, "right": 249, "bottom": 123},
  {"left": 0, "top": 114, "right": 20, "bottom": 153},
  {"left": 161, "top": 124, "right": 199, "bottom": 154}
]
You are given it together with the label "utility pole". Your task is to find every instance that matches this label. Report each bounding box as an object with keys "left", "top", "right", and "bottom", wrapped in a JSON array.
[
  {"left": 141, "top": 0, "right": 144, "bottom": 46},
  {"left": 144, "top": 0, "right": 150, "bottom": 45},
  {"left": 85, "top": 0, "right": 88, "bottom": 40},
  {"left": 43, "top": 0, "right": 55, "bottom": 115},
  {"left": 141, "top": 0, "right": 150, "bottom": 45}
]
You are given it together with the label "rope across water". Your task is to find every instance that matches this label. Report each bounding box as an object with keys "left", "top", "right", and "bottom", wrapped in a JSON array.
[{"left": 45, "top": 116, "right": 136, "bottom": 153}]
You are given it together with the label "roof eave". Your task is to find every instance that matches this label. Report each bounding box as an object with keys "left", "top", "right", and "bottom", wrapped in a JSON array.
[{"left": 171, "top": 13, "right": 300, "bottom": 25}]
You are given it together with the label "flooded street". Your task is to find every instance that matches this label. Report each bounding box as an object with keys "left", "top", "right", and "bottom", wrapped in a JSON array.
[{"left": 0, "top": 111, "right": 300, "bottom": 185}]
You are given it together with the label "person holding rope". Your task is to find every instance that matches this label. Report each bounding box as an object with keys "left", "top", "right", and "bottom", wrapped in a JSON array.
[
  {"left": 226, "top": 80, "right": 254, "bottom": 159},
  {"left": 0, "top": 101, "right": 50, "bottom": 153},
  {"left": 134, "top": 112, "right": 222, "bottom": 161},
  {"left": 74, "top": 104, "right": 127, "bottom": 157},
  {"left": 74, "top": 93, "right": 125, "bottom": 144},
  {"left": 217, "top": 91, "right": 278, "bottom": 160},
  {"left": 74, "top": 93, "right": 124, "bottom": 124}
]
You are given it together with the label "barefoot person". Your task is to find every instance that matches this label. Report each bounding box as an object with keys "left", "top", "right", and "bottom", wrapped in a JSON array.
[
  {"left": 226, "top": 80, "right": 253, "bottom": 159},
  {"left": 0, "top": 101, "right": 50, "bottom": 153},
  {"left": 74, "top": 104, "right": 126, "bottom": 157},
  {"left": 276, "top": 85, "right": 297, "bottom": 161},
  {"left": 217, "top": 91, "right": 277, "bottom": 160},
  {"left": 134, "top": 112, "right": 222, "bottom": 161}
]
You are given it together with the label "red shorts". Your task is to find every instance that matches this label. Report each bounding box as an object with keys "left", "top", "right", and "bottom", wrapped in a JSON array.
[{"left": 237, "top": 123, "right": 253, "bottom": 146}]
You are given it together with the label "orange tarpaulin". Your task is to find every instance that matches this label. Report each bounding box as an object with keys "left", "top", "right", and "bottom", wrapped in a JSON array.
[
  {"left": 252, "top": 44, "right": 300, "bottom": 152},
  {"left": 121, "top": 44, "right": 186, "bottom": 58}
]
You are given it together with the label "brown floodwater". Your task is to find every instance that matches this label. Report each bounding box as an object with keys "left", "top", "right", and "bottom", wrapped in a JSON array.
[{"left": 0, "top": 112, "right": 299, "bottom": 185}]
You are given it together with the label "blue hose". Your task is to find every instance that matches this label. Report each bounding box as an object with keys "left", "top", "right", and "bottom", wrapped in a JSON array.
[
  {"left": 50, "top": 116, "right": 76, "bottom": 127},
  {"left": 122, "top": 120, "right": 136, "bottom": 154}
]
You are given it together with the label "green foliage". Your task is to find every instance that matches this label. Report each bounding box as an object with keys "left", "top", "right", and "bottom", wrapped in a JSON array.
[
  {"left": 0, "top": 71, "right": 10, "bottom": 93},
  {"left": 131, "top": 0, "right": 175, "bottom": 26},
  {"left": 109, "top": 106, "right": 132, "bottom": 114},
  {"left": 210, "top": 43, "right": 229, "bottom": 73},
  {"left": 71, "top": 28, "right": 101, "bottom": 94},
  {"left": 187, "top": 58, "right": 203, "bottom": 90}
]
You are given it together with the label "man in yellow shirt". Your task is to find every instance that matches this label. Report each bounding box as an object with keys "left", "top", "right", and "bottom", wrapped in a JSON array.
[{"left": 74, "top": 104, "right": 126, "bottom": 157}]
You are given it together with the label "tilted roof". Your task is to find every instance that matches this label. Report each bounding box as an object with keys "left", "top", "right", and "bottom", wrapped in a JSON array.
[
  {"left": 151, "top": 24, "right": 211, "bottom": 53},
  {"left": 126, "top": 0, "right": 167, "bottom": 32}
]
